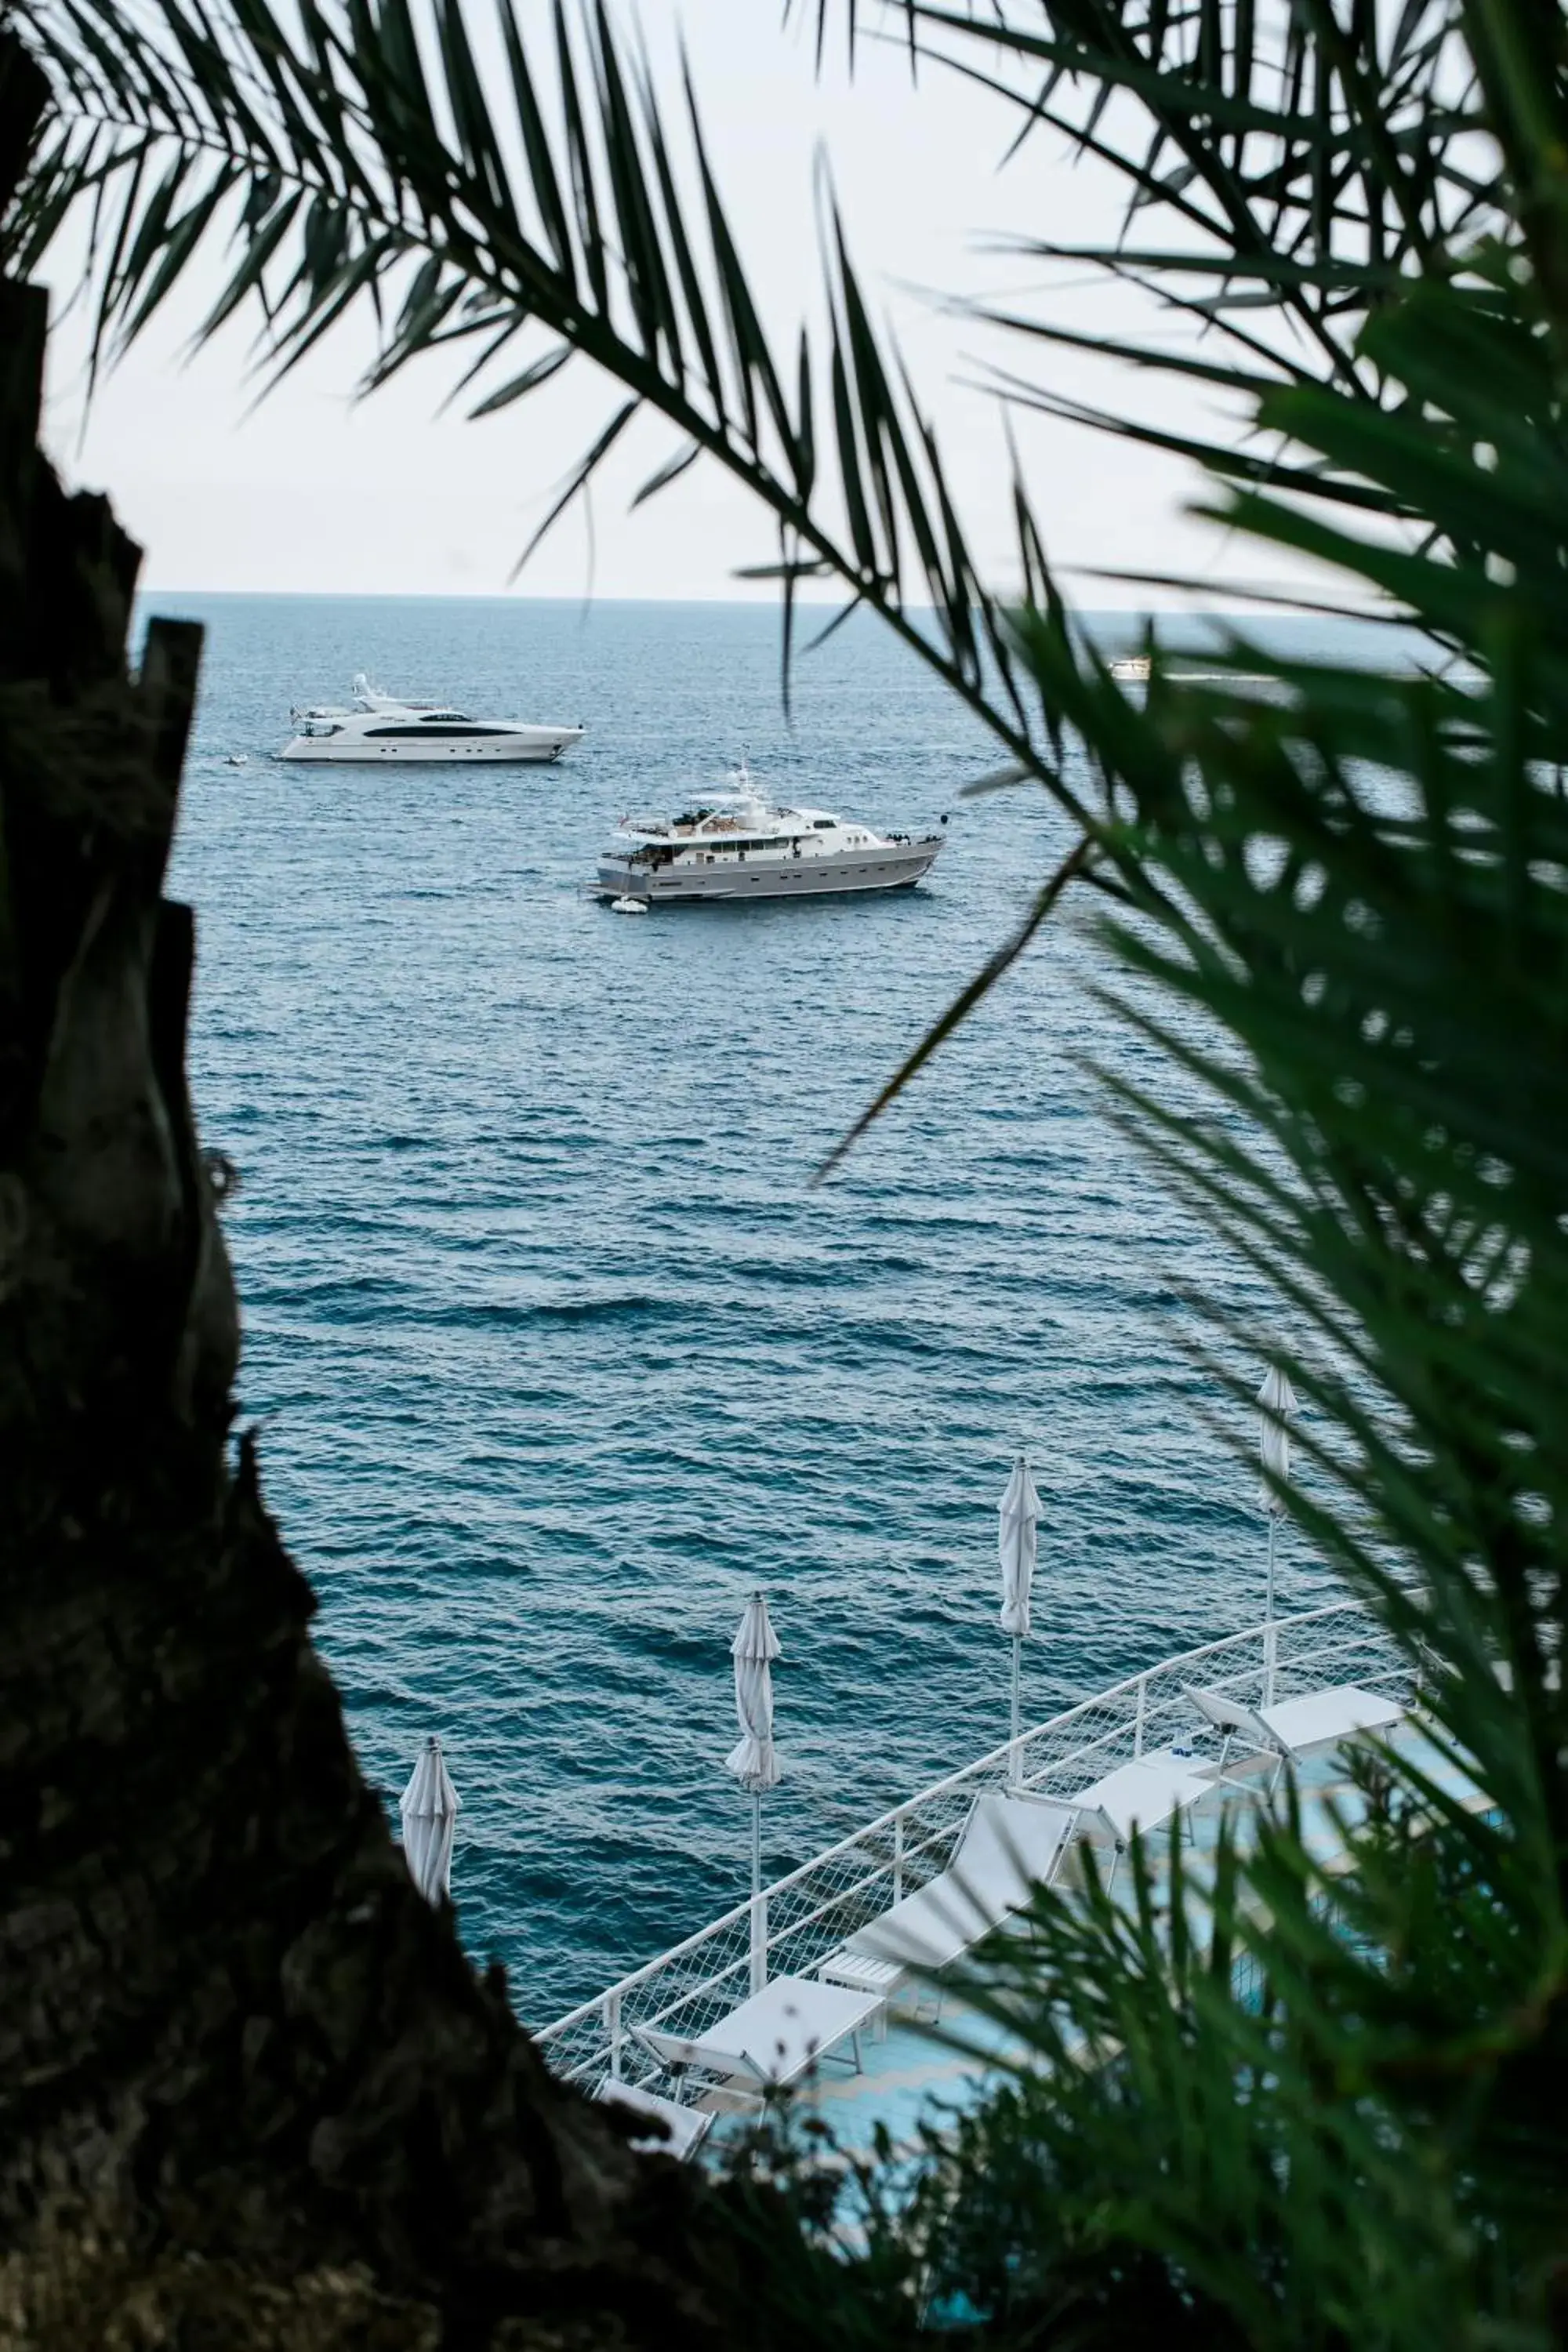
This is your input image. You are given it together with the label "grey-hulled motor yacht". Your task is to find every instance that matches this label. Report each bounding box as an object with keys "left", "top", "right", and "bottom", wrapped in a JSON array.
[{"left": 596, "top": 764, "right": 943, "bottom": 906}]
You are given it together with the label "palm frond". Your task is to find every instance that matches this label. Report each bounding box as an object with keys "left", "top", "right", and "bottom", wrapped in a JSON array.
[
  {"left": 7, "top": 0, "right": 1106, "bottom": 834},
  {"left": 802, "top": 0, "right": 1495, "bottom": 391}
]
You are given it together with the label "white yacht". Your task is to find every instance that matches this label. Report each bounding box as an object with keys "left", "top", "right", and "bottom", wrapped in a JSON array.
[
  {"left": 276, "top": 677, "right": 583, "bottom": 764},
  {"left": 595, "top": 764, "right": 944, "bottom": 906}
]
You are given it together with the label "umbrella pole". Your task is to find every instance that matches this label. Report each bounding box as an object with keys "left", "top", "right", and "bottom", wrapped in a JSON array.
[
  {"left": 749, "top": 1789, "right": 768, "bottom": 1996},
  {"left": 1010, "top": 1635, "right": 1022, "bottom": 1784},
  {"left": 1264, "top": 1513, "right": 1278, "bottom": 1708}
]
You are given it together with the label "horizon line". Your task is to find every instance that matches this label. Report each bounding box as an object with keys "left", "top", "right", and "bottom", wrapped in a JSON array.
[{"left": 132, "top": 585, "right": 1388, "bottom": 618}]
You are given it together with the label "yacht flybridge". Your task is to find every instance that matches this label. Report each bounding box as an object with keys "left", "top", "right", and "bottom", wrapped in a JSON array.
[
  {"left": 277, "top": 677, "right": 583, "bottom": 764},
  {"left": 596, "top": 764, "right": 944, "bottom": 905}
]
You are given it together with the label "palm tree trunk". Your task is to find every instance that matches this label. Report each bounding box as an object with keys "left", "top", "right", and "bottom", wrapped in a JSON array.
[{"left": 0, "top": 40, "right": 755, "bottom": 2348}]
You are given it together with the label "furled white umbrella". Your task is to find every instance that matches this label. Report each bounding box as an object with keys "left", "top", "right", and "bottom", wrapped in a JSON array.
[
  {"left": 726, "top": 1591, "right": 781, "bottom": 1899},
  {"left": 998, "top": 1454, "right": 1040, "bottom": 1763},
  {"left": 1257, "top": 1366, "right": 1298, "bottom": 1703},
  {"left": 399, "top": 1734, "right": 460, "bottom": 1904}
]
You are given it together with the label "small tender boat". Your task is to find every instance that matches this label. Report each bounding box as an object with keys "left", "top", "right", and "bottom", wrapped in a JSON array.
[
  {"left": 276, "top": 675, "right": 583, "bottom": 764},
  {"left": 1109, "top": 655, "right": 1152, "bottom": 682},
  {"left": 595, "top": 764, "right": 943, "bottom": 906}
]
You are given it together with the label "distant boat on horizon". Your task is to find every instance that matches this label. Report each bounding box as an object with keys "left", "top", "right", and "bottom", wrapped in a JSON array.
[{"left": 275, "top": 675, "right": 583, "bottom": 764}]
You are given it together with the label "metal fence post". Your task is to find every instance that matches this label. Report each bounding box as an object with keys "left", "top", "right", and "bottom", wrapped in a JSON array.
[
  {"left": 750, "top": 1890, "right": 768, "bottom": 1996},
  {"left": 1134, "top": 1673, "right": 1148, "bottom": 1758},
  {"left": 606, "top": 1989, "right": 622, "bottom": 2081},
  {"left": 893, "top": 1816, "right": 905, "bottom": 1904}
]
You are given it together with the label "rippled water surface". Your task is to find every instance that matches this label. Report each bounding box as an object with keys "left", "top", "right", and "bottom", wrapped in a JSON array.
[{"left": 158, "top": 593, "right": 1339, "bottom": 2022}]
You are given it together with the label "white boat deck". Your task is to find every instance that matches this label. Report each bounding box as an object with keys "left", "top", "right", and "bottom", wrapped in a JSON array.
[{"left": 536, "top": 1606, "right": 1481, "bottom": 2162}]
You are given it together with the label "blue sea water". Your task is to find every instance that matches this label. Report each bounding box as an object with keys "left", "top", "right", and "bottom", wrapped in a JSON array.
[{"left": 154, "top": 592, "right": 1339, "bottom": 2024}]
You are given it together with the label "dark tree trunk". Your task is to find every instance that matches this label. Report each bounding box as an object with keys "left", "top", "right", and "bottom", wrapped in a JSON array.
[{"left": 0, "top": 42, "right": 775, "bottom": 2349}]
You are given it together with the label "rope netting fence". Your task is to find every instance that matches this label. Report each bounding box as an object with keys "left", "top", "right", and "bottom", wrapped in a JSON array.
[{"left": 533, "top": 1602, "right": 1409, "bottom": 2092}]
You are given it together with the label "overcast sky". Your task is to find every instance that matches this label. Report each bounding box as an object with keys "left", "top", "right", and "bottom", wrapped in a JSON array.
[{"left": 38, "top": 0, "right": 1301, "bottom": 606}]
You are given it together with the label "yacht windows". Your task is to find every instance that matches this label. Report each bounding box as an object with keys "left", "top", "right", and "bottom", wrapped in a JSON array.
[
  {"left": 365, "top": 724, "right": 514, "bottom": 739},
  {"left": 666, "top": 831, "right": 807, "bottom": 855},
  {"left": 812, "top": 818, "right": 835, "bottom": 829}
]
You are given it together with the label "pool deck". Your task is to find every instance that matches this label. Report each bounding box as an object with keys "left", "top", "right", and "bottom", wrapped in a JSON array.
[{"left": 699, "top": 1718, "right": 1485, "bottom": 2164}]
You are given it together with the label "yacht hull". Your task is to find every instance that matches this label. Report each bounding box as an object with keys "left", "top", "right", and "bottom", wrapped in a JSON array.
[
  {"left": 277, "top": 733, "right": 577, "bottom": 764},
  {"left": 596, "top": 839, "right": 942, "bottom": 903}
]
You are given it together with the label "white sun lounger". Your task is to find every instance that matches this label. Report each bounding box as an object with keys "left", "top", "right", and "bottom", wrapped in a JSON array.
[
  {"left": 833, "top": 1791, "right": 1080, "bottom": 1977},
  {"left": 1185, "top": 1682, "right": 1404, "bottom": 1784},
  {"left": 595, "top": 2076, "right": 715, "bottom": 2159},
  {"left": 632, "top": 1973, "right": 883, "bottom": 2094},
  {"left": 1069, "top": 1749, "right": 1218, "bottom": 1840},
  {"left": 1058, "top": 1748, "right": 1218, "bottom": 1887}
]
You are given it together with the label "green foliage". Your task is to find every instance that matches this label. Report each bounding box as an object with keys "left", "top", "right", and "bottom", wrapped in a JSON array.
[
  {"left": 891, "top": 1755, "right": 1566, "bottom": 2341},
  {"left": 9, "top": 0, "right": 1568, "bottom": 2339}
]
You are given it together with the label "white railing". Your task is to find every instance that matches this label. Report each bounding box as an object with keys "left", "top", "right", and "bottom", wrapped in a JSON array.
[{"left": 533, "top": 1602, "right": 1410, "bottom": 2091}]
